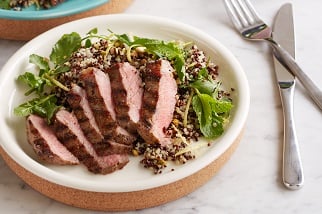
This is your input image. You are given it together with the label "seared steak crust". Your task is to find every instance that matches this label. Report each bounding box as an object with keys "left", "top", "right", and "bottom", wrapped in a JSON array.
[
  {"left": 80, "top": 67, "right": 117, "bottom": 138},
  {"left": 80, "top": 67, "right": 136, "bottom": 145},
  {"left": 54, "top": 109, "right": 129, "bottom": 174},
  {"left": 67, "top": 84, "right": 104, "bottom": 144},
  {"left": 107, "top": 62, "right": 143, "bottom": 134},
  {"left": 26, "top": 114, "right": 79, "bottom": 165},
  {"left": 137, "top": 60, "right": 177, "bottom": 146},
  {"left": 93, "top": 141, "right": 132, "bottom": 156}
]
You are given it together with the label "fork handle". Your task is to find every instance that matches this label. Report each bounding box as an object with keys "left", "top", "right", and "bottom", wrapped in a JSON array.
[
  {"left": 279, "top": 83, "right": 304, "bottom": 189},
  {"left": 268, "top": 38, "right": 322, "bottom": 110}
]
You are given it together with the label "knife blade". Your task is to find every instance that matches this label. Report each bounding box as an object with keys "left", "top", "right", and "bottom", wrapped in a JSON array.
[{"left": 273, "top": 3, "right": 304, "bottom": 190}]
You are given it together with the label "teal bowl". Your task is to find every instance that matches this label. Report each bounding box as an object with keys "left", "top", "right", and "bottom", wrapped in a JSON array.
[
  {"left": 0, "top": 0, "right": 109, "bottom": 20},
  {"left": 0, "top": 0, "right": 132, "bottom": 40}
]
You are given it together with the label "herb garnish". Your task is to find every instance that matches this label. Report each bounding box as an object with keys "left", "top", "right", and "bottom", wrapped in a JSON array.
[{"left": 14, "top": 32, "right": 82, "bottom": 122}]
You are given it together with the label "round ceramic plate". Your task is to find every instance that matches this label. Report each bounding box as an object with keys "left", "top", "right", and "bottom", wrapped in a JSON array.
[
  {"left": 0, "top": 15, "right": 249, "bottom": 194},
  {"left": 0, "top": 0, "right": 109, "bottom": 20}
]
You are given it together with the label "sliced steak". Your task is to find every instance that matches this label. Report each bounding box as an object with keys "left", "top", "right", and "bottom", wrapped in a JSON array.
[
  {"left": 137, "top": 60, "right": 177, "bottom": 146},
  {"left": 67, "top": 83, "right": 104, "bottom": 144},
  {"left": 54, "top": 109, "right": 129, "bottom": 174},
  {"left": 93, "top": 141, "right": 132, "bottom": 156},
  {"left": 26, "top": 114, "right": 79, "bottom": 165},
  {"left": 80, "top": 67, "right": 136, "bottom": 145},
  {"left": 107, "top": 62, "right": 143, "bottom": 134},
  {"left": 114, "top": 126, "right": 136, "bottom": 145}
]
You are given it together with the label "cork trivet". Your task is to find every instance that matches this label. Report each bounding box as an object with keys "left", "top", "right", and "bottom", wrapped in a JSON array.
[
  {"left": 0, "top": 131, "right": 243, "bottom": 211},
  {"left": 0, "top": 0, "right": 133, "bottom": 41}
]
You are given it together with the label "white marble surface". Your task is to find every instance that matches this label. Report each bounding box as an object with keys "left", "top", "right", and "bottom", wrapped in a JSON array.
[{"left": 1, "top": 0, "right": 322, "bottom": 213}]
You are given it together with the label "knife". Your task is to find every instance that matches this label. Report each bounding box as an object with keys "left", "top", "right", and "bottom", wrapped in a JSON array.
[{"left": 273, "top": 3, "right": 304, "bottom": 190}]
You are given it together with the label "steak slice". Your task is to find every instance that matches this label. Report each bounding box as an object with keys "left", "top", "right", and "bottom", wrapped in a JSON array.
[
  {"left": 107, "top": 62, "right": 143, "bottom": 134},
  {"left": 80, "top": 67, "right": 136, "bottom": 145},
  {"left": 137, "top": 60, "right": 177, "bottom": 146},
  {"left": 26, "top": 114, "right": 79, "bottom": 165},
  {"left": 54, "top": 109, "right": 129, "bottom": 174},
  {"left": 93, "top": 141, "right": 132, "bottom": 156},
  {"left": 80, "top": 67, "right": 116, "bottom": 138},
  {"left": 67, "top": 83, "right": 104, "bottom": 144},
  {"left": 114, "top": 126, "right": 136, "bottom": 145}
]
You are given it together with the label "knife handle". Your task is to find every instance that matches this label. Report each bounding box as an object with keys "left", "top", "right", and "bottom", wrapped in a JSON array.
[
  {"left": 268, "top": 38, "right": 322, "bottom": 111},
  {"left": 280, "top": 83, "right": 304, "bottom": 190}
]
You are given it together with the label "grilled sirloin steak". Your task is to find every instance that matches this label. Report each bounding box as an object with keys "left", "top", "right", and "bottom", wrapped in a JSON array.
[
  {"left": 67, "top": 84, "right": 104, "bottom": 144},
  {"left": 80, "top": 67, "right": 136, "bottom": 146},
  {"left": 54, "top": 109, "right": 129, "bottom": 174},
  {"left": 93, "top": 141, "right": 132, "bottom": 156},
  {"left": 107, "top": 62, "right": 143, "bottom": 134},
  {"left": 137, "top": 60, "right": 177, "bottom": 146},
  {"left": 26, "top": 114, "right": 79, "bottom": 165}
]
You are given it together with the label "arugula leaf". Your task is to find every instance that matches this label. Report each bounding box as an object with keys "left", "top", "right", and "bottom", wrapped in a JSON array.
[
  {"left": 49, "top": 32, "right": 81, "bottom": 65},
  {"left": 115, "top": 34, "right": 186, "bottom": 81},
  {"left": 190, "top": 79, "right": 216, "bottom": 95},
  {"left": 211, "top": 98, "right": 233, "bottom": 114},
  {"left": 197, "top": 67, "right": 209, "bottom": 79},
  {"left": 192, "top": 91, "right": 232, "bottom": 138},
  {"left": 87, "top": 27, "right": 98, "bottom": 35},
  {"left": 14, "top": 95, "right": 60, "bottom": 123},
  {"left": 29, "top": 54, "right": 50, "bottom": 71},
  {"left": 17, "top": 72, "right": 48, "bottom": 95},
  {"left": 15, "top": 33, "right": 76, "bottom": 122}
]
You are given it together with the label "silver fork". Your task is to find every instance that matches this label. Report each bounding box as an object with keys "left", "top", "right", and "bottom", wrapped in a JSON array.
[{"left": 223, "top": 0, "right": 322, "bottom": 111}]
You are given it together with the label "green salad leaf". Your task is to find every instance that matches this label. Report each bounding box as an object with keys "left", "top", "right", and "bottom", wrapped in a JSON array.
[
  {"left": 189, "top": 70, "right": 233, "bottom": 138},
  {"left": 189, "top": 79, "right": 217, "bottom": 95},
  {"left": 192, "top": 91, "right": 231, "bottom": 138},
  {"left": 50, "top": 32, "right": 81, "bottom": 65},
  {"left": 115, "top": 34, "right": 186, "bottom": 82},
  {"left": 14, "top": 33, "right": 81, "bottom": 122},
  {"left": 14, "top": 95, "right": 60, "bottom": 123},
  {"left": 17, "top": 72, "right": 48, "bottom": 96}
]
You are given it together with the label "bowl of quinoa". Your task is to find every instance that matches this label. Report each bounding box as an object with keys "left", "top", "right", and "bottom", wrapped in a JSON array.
[
  {"left": 0, "top": 15, "right": 250, "bottom": 211},
  {"left": 0, "top": 0, "right": 133, "bottom": 40}
]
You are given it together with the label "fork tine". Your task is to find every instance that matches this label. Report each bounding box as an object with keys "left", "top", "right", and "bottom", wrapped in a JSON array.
[
  {"left": 224, "top": 0, "right": 263, "bottom": 31},
  {"left": 235, "top": 0, "right": 257, "bottom": 25},
  {"left": 242, "top": 0, "right": 262, "bottom": 23},
  {"left": 223, "top": 0, "right": 245, "bottom": 31}
]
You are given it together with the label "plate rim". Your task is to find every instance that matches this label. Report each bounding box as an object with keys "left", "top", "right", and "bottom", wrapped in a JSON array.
[{"left": 0, "top": 14, "right": 250, "bottom": 193}]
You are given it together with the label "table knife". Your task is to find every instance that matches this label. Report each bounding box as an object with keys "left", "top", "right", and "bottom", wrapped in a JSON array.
[{"left": 272, "top": 3, "right": 304, "bottom": 190}]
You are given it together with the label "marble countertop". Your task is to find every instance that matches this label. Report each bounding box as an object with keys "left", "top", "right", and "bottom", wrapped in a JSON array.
[{"left": 1, "top": 0, "right": 322, "bottom": 213}]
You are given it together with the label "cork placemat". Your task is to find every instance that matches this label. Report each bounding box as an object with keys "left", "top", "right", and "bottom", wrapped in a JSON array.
[
  {"left": 0, "top": 0, "right": 133, "bottom": 41},
  {"left": 0, "top": 130, "right": 243, "bottom": 211}
]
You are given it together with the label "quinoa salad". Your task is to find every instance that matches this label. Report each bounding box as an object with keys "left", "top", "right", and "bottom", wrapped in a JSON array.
[{"left": 14, "top": 28, "right": 234, "bottom": 174}]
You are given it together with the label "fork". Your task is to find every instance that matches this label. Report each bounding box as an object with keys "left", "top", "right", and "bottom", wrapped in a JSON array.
[{"left": 223, "top": 0, "right": 322, "bottom": 111}]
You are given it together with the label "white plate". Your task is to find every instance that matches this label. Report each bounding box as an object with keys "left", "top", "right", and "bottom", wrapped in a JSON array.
[{"left": 0, "top": 14, "right": 249, "bottom": 193}]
